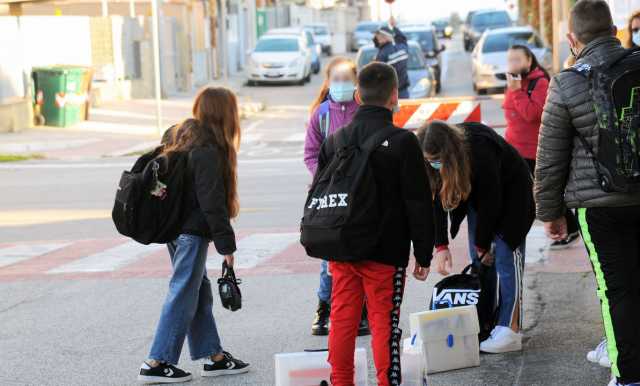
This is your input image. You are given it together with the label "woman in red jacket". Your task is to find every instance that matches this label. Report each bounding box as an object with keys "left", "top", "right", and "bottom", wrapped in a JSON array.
[{"left": 503, "top": 44, "right": 579, "bottom": 248}]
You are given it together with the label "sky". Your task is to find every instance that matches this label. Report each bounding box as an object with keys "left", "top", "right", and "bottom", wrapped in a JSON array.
[{"left": 374, "top": 0, "right": 517, "bottom": 22}]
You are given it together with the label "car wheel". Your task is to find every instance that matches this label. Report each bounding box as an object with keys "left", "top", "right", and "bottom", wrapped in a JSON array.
[
  {"left": 313, "top": 64, "right": 320, "bottom": 74},
  {"left": 436, "top": 82, "right": 442, "bottom": 94},
  {"left": 247, "top": 80, "right": 255, "bottom": 87},
  {"left": 305, "top": 71, "right": 312, "bottom": 82},
  {"left": 326, "top": 47, "right": 332, "bottom": 56}
]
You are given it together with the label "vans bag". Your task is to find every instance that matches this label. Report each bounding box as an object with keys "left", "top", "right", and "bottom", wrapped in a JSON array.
[
  {"left": 300, "top": 127, "right": 401, "bottom": 261},
  {"left": 112, "top": 147, "right": 189, "bottom": 245},
  {"left": 430, "top": 262, "right": 498, "bottom": 341},
  {"left": 565, "top": 48, "right": 640, "bottom": 193},
  {"left": 218, "top": 261, "right": 242, "bottom": 311}
]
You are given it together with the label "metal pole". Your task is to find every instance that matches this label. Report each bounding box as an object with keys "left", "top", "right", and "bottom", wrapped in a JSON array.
[
  {"left": 151, "top": 0, "right": 163, "bottom": 135},
  {"left": 220, "top": 0, "right": 229, "bottom": 84}
]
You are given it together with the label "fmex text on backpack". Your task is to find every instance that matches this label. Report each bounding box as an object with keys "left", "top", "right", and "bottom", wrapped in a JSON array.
[
  {"left": 112, "top": 147, "right": 189, "bottom": 245},
  {"left": 300, "top": 127, "right": 401, "bottom": 260}
]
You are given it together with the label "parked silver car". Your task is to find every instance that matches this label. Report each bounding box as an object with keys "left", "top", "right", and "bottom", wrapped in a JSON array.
[
  {"left": 305, "top": 23, "right": 332, "bottom": 55},
  {"left": 356, "top": 41, "right": 436, "bottom": 99},
  {"left": 247, "top": 33, "right": 312, "bottom": 86},
  {"left": 471, "top": 26, "right": 551, "bottom": 94},
  {"left": 351, "top": 21, "right": 382, "bottom": 52}
]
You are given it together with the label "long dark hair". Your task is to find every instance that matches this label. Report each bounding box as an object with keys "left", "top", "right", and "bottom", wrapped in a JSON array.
[
  {"left": 416, "top": 120, "right": 472, "bottom": 210},
  {"left": 509, "top": 44, "right": 550, "bottom": 80},
  {"left": 163, "top": 87, "right": 241, "bottom": 219}
]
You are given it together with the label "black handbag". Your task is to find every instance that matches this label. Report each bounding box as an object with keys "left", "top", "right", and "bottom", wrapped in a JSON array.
[{"left": 218, "top": 261, "right": 242, "bottom": 312}]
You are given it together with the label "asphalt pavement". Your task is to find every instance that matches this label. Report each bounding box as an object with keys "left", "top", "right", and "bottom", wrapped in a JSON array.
[{"left": 0, "top": 35, "right": 611, "bottom": 386}]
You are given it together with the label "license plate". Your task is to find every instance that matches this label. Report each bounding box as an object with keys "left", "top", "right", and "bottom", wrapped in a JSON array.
[{"left": 265, "top": 70, "right": 281, "bottom": 78}]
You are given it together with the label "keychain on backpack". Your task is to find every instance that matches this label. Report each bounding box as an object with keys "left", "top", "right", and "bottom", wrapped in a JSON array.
[
  {"left": 149, "top": 161, "right": 168, "bottom": 200},
  {"left": 218, "top": 261, "right": 242, "bottom": 311}
]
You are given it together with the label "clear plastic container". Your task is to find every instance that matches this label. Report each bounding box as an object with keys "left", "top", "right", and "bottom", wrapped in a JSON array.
[
  {"left": 274, "top": 347, "right": 367, "bottom": 386},
  {"left": 409, "top": 305, "right": 480, "bottom": 374},
  {"left": 401, "top": 335, "right": 429, "bottom": 385}
]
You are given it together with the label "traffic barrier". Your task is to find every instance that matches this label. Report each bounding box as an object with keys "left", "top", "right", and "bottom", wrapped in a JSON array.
[{"left": 394, "top": 97, "right": 482, "bottom": 130}]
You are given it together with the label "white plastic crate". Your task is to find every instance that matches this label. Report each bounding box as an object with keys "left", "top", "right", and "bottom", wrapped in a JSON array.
[
  {"left": 274, "top": 347, "right": 367, "bottom": 386},
  {"left": 409, "top": 305, "right": 480, "bottom": 374},
  {"left": 401, "top": 335, "right": 429, "bottom": 386}
]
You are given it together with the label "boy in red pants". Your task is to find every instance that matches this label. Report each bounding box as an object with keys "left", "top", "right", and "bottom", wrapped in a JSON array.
[{"left": 316, "top": 62, "right": 434, "bottom": 386}]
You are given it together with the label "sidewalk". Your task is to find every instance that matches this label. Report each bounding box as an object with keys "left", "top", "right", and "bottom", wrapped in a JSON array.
[{"left": 0, "top": 77, "right": 264, "bottom": 160}]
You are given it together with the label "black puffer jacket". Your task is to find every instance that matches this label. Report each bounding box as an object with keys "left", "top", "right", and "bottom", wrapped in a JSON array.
[{"left": 535, "top": 36, "right": 640, "bottom": 221}]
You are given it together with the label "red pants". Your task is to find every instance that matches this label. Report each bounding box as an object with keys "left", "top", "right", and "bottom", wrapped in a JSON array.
[{"left": 328, "top": 261, "right": 406, "bottom": 386}]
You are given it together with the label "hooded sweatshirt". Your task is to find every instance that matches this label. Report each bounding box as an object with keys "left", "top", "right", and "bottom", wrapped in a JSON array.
[
  {"left": 502, "top": 67, "right": 549, "bottom": 160},
  {"left": 304, "top": 97, "right": 359, "bottom": 175}
]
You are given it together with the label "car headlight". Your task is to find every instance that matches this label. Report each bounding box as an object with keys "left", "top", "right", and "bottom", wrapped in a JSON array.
[
  {"left": 478, "top": 62, "right": 497, "bottom": 75},
  {"left": 289, "top": 57, "right": 302, "bottom": 68},
  {"left": 445, "top": 26, "right": 453, "bottom": 35},
  {"left": 411, "top": 78, "right": 431, "bottom": 95}
]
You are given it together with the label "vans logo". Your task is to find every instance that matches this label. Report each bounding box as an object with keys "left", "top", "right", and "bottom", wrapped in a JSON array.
[
  {"left": 432, "top": 288, "right": 481, "bottom": 306},
  {"left": 307, "top": 193, "right": 348, "bottom": 210}
]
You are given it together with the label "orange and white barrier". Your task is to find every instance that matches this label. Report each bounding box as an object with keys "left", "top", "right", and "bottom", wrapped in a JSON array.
[{"left": 394, "top": 99, "right": 482, "bottom": 130}]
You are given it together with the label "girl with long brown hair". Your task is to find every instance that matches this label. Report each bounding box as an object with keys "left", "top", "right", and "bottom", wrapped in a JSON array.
[
  {"left": 417, "top": 120, "right": 534, "bottom": 354},
  {"left": 138, "top": 87, "right": 249, "bottom": 384},
  {"left": 303, "top": 57, "right": 370, "bottom": 337}
]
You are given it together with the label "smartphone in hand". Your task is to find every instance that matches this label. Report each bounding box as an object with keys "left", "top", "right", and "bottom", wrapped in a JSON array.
[{"left": 508, "top": 72, "right": 522, "bottom": 81}]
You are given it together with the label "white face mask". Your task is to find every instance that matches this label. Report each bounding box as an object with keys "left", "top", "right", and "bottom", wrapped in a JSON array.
[{"left": 633, "top": 31, "right": 640, "bottom": 46}]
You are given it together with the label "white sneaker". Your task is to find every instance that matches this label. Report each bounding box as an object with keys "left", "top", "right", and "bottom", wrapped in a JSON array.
[
  {"left": 588, "top": 338, "right": 611, "bottom": 368},
  {"left": 480, "top": 326, "right": 522, "bottom": 353}
]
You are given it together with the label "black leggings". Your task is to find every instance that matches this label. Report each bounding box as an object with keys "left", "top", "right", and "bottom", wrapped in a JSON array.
[{"left": 525, "top": 158, "right": 578, "bottom": 234}]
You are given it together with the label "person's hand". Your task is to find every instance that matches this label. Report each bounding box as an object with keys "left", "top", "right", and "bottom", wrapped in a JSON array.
[
  {"left": 476, "top": 247, "right": 494, "bottom": 266},
  {"left": 224, "top": 254, "right": 235, "bottom": 268},
  {"left": 506, "top": 73, "right": 522, "bottom": 91},
  {"left": 433, "top": 248, "right": 453, "bottom": 276},
  {"left": 413, "top": 263, "right": 430, "bottom": 281},
  {"left": 544, "top": 217, "right": 568, "bottom": 241}
]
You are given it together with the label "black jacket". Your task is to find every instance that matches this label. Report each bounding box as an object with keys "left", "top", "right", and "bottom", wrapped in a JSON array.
[
  {"left": 375, "top": 27, "right": 410, "bottom": 92},
  {"left": 181, "top": 145, "right": 237, "bottom": 255},
  {"left": 434, "top": 123, "right": 534, "bottom": 251},
  {"left": 318, "top": 105, "right": 435, "bottom": 268}
]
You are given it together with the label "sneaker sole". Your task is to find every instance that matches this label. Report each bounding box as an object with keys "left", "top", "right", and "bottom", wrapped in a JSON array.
[
  {"left": 311, "top": 329, "right": 329, "bottom": 336},
  {"left": 201, "top": 367, "right": 250, "bottom": 377},
  {"left": 137, "top": 374, "right": 193, "bottom": 384},
  {"left": 480, "top": 343, "right": 522, "bottom": 354}
]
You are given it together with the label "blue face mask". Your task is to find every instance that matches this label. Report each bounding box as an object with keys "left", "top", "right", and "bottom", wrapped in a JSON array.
[
  {"left": 429, "top": 160, "right": 442, "bottom": 170},
  {"left": 633, "top": 31, "right": 640, "bottom": 47},
  {"left": 329, "top": 81, "right": 355, "bottom": 102}
]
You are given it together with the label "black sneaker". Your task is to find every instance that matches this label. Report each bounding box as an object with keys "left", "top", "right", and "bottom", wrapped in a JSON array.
[
  {"left": 201, "top": 351, "right": 250, "bottom": 377},
  {"left": 137, "top": 362, "right": 192, "bottom": 384},
  {"left": 549, "top": 231, "right": 580, "bottom": 250},
  {"left": 311, "top": 300, "right": 330, "bottom": 336}
]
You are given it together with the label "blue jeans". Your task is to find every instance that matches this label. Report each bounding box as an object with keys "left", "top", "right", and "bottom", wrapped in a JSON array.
[
  {"left": 317, "top": 260, "right": 332, "bottom": 303},
  {"left": 467, "top": 208, "right": 526, "bottom": 329},
  {"left": 149, "top": 234, "right": 223, "bottom": 364}
]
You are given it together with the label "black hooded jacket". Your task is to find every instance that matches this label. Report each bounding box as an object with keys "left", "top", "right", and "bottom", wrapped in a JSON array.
[{"left": 434, "top": 123, "right": 535, "bottom": 251}]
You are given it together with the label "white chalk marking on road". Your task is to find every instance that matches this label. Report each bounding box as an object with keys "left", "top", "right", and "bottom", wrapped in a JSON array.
[
  {"left": 403, "top": 102, "right": 440, "bottom": 129},
  {"left": 283, "top": 133, "right": 306, "bottom": 142},
  {"left": 48, "top": 241, "right": 164, "bottom": 274},
  {"left": 445, "top": 101, "right": 476, "bottom": 124},
  {"left": 0, "top": 243, "right": 71, "bottom": 268},
  {"left": 0, "top": 158, "right": 301, "bottom": 170},
  {"left": 206, "top": 232, "right": 299, "bottom": 270}
]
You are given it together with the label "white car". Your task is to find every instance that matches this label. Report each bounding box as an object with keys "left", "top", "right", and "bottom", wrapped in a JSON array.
[
  {"left": 471, "top": 26, "right": 551, "bottom": 94},
  {"left": 247, "top": 33, "right": 313, "bottom": 86},
  {"left": 306, "top": 23, "right": 332, "bottom": 55}
]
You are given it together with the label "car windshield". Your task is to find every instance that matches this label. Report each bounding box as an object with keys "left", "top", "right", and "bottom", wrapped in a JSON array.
[
  {"left": 356, "top": 23, "right": 379, "bottom": 32},
  {"left": 310, "top": 26, "right": 328, "bottom": 35},
  {"left": 482, "top": 32, "right": 543, "bottom": 53},
  {"left": 405, "top": 30, "right": 435, "bottom": 51},
  {"left": 433, "top": 20, "right": 447, "bottom": 27},
  {"left": 358, "top": 46, "right": 424, "bottom": 70},
  {"left": 255, "top": 38, "right": 299, "bottom": 52},
  {"left": 472, "top": 12, "right": 511, "bottom": 28},
  {"left": 305, "top": 31, "right": 314, "bottom": 45}
]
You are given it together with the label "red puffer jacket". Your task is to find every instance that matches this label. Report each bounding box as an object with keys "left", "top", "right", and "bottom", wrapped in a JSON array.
[{"left": 502, "top": 67, "right": 549, "bottom": 160}]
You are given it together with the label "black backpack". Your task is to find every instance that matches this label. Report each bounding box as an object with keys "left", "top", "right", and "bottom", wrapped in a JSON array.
[
  {"left": 564, "top": 48, "right": 640, "bottom": 193},
  {"left": 430, "top": 262, "right": 498, "bottom": 341},
  {"left": 300, "top": 127, "right": 401, "bottom": 260},
  {"left": 112, "top": 147, "right": 190, "bottom": 245}
]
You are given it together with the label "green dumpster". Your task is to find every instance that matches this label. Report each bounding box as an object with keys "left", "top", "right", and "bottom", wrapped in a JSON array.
[{"left": 32, "top": 66, "right": 90, "bottom": 127}]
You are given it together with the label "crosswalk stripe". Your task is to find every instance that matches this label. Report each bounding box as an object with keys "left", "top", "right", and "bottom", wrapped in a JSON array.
[
  {"left": 47, "top": 241, "right": 163, "bottom": 274},
  {"left": 206, "top": 232, "right": 300, "bottom": 270},
  {"left": 0, "top": 243, "right": 71, "bottom": 268}
]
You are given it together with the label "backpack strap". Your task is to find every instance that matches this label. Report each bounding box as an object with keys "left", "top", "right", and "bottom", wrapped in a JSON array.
[
  {"left": 317, "top": 101, "right": 331, "bottom": 141},
  {"left": 526, "top": 77, "right": 539, "bottom": 98}
]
